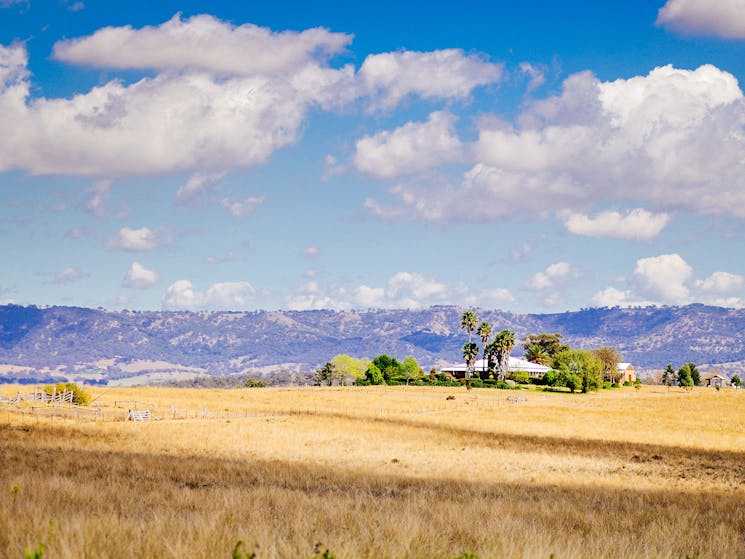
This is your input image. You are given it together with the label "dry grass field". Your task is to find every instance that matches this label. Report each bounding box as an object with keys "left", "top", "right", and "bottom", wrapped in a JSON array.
[{"left": 1, "top": 384, "right": 744, "bottom": 558}]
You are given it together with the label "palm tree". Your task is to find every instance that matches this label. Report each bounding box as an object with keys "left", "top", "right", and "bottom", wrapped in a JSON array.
[
  {"left": 476, "top": 321, "right": 492, "bottom": 377},
  {"left": 525, "top": 344, "right": 549, "bottom": 365},
  {"left": 487, "top": 329, "right": 515, "bottom": 380},
  {"left": 462, "top": 342, "right": 479, "bottom": 379},
  {"left": 460, "top": 310, "right": 478, "bottom": 343}
]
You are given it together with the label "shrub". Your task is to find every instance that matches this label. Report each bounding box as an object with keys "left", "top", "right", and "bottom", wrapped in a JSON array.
[
  {"left": 507, "top": 371, "right": 531, "bottom": 384},
  {"left": 623, "top": 381, "right": 632, "bottom": 386},
  {"left": 467, "top": 379, "right": 483, "bottom": 389},
  {"left": 43, "top": 382, "right": 90, "bottom": 405},
  {"left": 543, "top": 370, "right": 559, "bottom": 387}
]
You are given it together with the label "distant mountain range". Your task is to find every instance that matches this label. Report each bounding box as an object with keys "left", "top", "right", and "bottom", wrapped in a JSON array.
[{"left": 0, "top": 304, "right": 743, "bottom": 384}]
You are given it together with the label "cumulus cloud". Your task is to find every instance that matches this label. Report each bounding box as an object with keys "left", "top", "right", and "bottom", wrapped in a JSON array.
[
  {"left": 592, "top": 253, "right": 745, "bottom": 308},
  {"left": 519, "top": 62, "right": 546, "bottom": 92},
  {"left": 358, "top": 49, "right": 503, "bottom": 111},
  {"left": 162, "top": 279, "right": 255, "bottom": 310},
  {"left": 284, "top": 271, "right": 500, "bottom": 311},
  {"left": 0, "top": 17, "right": 505, "bottom": 178},
  {"left": 50, "top": 266, "right": 86, "bottom": 284},
  {"left": 465, "top": 287, "right": 516, "bottom": 309},
  {"left": 0, "top": 41, "right": 350, "bottom": 177},
  {"left": 122, "top": 262, "right": 159, "bottom": 289},
  {"left": 220, "top": 196, "right": 264, "bottom": 218},
  {"left": 526, "top": 262, "right": 580, "bottom": 307},
  {"left": 657, "top": 0, "right": 745, "bottom": 39},
  {"left": 206, "top": 251, "right": 236, "bottom": 264},
  {"left": 561, "top": 208, "right": 670, "bottom": 241},
  {"left": 285, "top": 280, "right": 347, "bottom": 311},
  {"left": 631, "top": 253, "right": 693, "bottom": 304},
  {"left": 695, "top": 271, "right": 745, "bottom": 293},
  {"left": 527, "top": 262, "right": 578, "bottom": 290},
  {"left": 369, "top": 64, "right": 745, "bottom": 223},
  {"left": 85, "top": 179, "right": 112, "bottom": 217},
  {"left": 106, "top": 227, "right": 159, "bottom": 251},
  {"left": 175, "top": 173, "right": 223, "bottom": 205},
  {"left": 303, "top": 246, "right": 320, "bottom": 258},
  {"left": 53, "top": 13, "right": 352, "bottom": 75},
  {"left": 353, "top": 111, "right": 463, "bottom": 178}
]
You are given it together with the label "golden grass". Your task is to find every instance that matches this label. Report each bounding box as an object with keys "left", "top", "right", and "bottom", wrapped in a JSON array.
[{"left": 1, "top": 385, "right": 744, "bottom": 558}]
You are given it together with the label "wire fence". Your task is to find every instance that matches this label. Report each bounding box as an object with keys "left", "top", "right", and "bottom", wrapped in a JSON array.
[{"left": 1, "top": 386, "right": 533, "bottom": 425}]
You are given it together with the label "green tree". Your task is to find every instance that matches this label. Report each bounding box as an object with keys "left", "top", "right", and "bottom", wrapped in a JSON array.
[
  {"left": 462, "top": 342, "right": 479, "bottom": 378},
  {"left": 476, "top": 321, "right": 492, "bottom": 376},
  {"left": 731, "top": 374, "right": 742, "bottom": 387},
  {"left": 678, "top": 364, "right": 694, "bottom": 390},
  {"left": 364, "top": 363, "right": 384, "bottom": 385},
  {"left": 592, "top": 346, "right": 622, "bottom": 384},
  {"left": 331, "top": 354, "right": 370, "bottom": 384},
  {"left": 315, "top": 362, "right": 337, "bottom": 386},
  {"left": 523, "top": 333, "right": 568, "bottom": 368},
  {"left": 661, "top": 363, "right": 676, "bottom": 387},
  {"left": 371, "top": 354, "right": 402, "bottom": 383},
  {"left": 460, "top": 310, "right": 478, "bottom": 343},
  {"left": 400, "top": 356, "right": 423, "bottom": 384},
  {"left": 554, "top": 349, "right": 603, "bottom": 393},
  {"left": 486, "top": 329, "right": 515, "bottom": 380},
  {"left": 524, "top": 344, "right": 550, "bottom": 365},
  {"left": 678, "top": 363, "right": 700, "bottom": 387}
]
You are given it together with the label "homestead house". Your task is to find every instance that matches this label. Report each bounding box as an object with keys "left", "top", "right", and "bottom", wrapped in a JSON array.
[
  {"left": 704, "top": 373, "right": 730, "bottom": 388},
  {"left": 441, "top": 357, "right": 550, "bottom": 378},
  {"left": 616, "top": 363, "right": 637, "bottom": 384}
]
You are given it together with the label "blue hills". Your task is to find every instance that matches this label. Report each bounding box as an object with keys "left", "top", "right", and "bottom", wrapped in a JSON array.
[{"left": 0, "top": 304, "right": 743, "bottom": 383}]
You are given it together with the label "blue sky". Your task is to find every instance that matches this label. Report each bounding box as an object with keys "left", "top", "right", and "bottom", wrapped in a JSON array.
[{"left": 1, "top": 0, "right": 745, "bottom": 312}]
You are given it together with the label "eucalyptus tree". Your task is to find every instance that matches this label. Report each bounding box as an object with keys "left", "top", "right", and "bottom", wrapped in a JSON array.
[
  {"left": 592, "top": 346, "right": 622, "bottom": 384},
  {"left": 460, "top": 310, "right": 478, "bottom": 343}
]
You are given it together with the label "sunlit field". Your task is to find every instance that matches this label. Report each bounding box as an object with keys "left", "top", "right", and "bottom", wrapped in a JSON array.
[{"left": 1, "top": 385, "right": 744, "bottom": 558}]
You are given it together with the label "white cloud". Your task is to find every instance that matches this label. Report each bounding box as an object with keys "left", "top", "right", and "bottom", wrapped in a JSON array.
[
  {"left": 358, "top": 49, "right": 503, "bottom": 111},
  {"left": 353, "top": 111, "right": 463, "bottom": 178},
  {"left": 527, "top": 262, "right": 578, "bottom": 290},
  {"left": 369, "top": 64, "right": 745, "bottom": 223},
  {"left": 303, "top": 246, "right": 320, "bottom": 258},
  {"left": 0, "top": 42, "right": 349, "bottom": 177},
  {"left": 351, "top": 272, "right": 450, "bottom": 310},
  {"left": 526, "top": 262, "right": 580, "bottom": 307},
  {"left": 175, "top": 172, "right": 223, "bottom": 205},
  {"left": 465, "top": 287, "right": 516, "bottom": 309},
  {"left": 162, "top": 279, "right": 255, "bottom": 310},
  {"left": 53, "top": 13, "right": 352, "bottom": 75},
  {"left": 519, "top": 62, "right": 546, "bottom": 92},
  {"left": 106, "top": 227, "right": 159, "bottom": 251},
  {"left": 592, "top": 254, "right": 745, "bottom": 308},
  {"left": 631, "top": 253, "right": 693, "bottom": 304},
  {"left": 695, "top": 271, "right": 745, "bottom": 294},
  {"left": 285, "top": 280, "right": 348, "bottom": 311},
  {"left": 657, "top": 0, "right": 745, "bottom": 39},
  {"left": 220, "top": 196, "right": 264, "bottom": 218},
  {"left": 51, "top": 266, "right": 86, "bottom": 284},
  {"left": 561, "top": 208, "right": 670, "bottom": 241},
  {"left": 206, "top": 251, "right": 236, "bottom": 264},
  {"left": 85, "top": 179, "right": 112, "bottom": 217},
  {"left": 122, "top": 262, "right": 159, "bottom": 289},
  {"left": 284, "top": 271, "right": 500, "bottom": 311}
]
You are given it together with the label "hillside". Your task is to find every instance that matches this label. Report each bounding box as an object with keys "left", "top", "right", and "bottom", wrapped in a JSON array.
[{"left": 0, "top": 304, "right": 743, "bottom": 383}]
